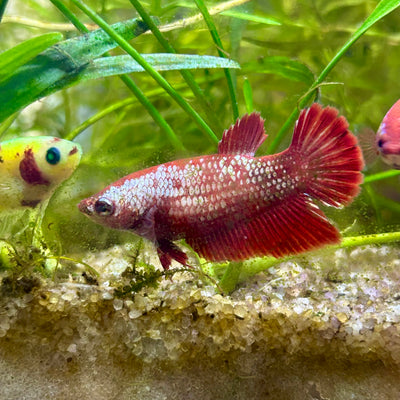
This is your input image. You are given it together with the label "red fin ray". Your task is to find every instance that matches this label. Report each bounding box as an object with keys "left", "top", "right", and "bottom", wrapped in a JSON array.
[
  {"left": 292, "top": 106, "right": 346, "bottom": 153},
  {"left": 186, "top": 194, "right": 340, "bottom": 262},
  {"left": 218, "top": 112, "right": 267, "bottom": 156},
  {"left": 290, "top": 103, "right": 364, "bottom": 208},
  {"left": 157, "top": 239, "right": 188, "bottom": 270}
]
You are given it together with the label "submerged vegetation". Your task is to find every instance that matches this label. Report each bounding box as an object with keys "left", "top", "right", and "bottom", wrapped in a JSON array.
[{"left": 1, "top": 0, "right": 400, "bottom": 293}]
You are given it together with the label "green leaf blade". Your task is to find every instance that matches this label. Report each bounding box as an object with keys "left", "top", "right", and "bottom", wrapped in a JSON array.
[
  {"left": 244, "top": 56, "right": 315, "bottom": 85},
  {"left": 82, "top": 54, "right": 240, "bottom": 80},
  {"left": 0, "top": 18, "right": 152, "bottom": 124},
  {"left": 221, "top": 10, "right": 281, "bottom": 26},
  {"left": 0, "top": 32, "right": 63, "bottom": 83}
]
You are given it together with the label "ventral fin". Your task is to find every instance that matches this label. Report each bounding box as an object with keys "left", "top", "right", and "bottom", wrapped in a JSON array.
[
  {"left": 186, "top": 194, "right": 340, "bottom": 262},
  {"left": 218, "top": 112, "right": 267, "bottom": 156},
  {"left": 156, "top": 239, "right": 189, "bottom": 270}
]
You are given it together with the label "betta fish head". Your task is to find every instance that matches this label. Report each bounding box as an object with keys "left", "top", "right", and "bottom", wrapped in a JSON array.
[
  {"left": 78, "top": 181, "right": 146, "bottom": 232},
  {"left": 23, "top": 137, "right": 82, "bottom": 186},
  {"left": 375, "top": 99, "right": 400, "bottom": 168},
  {"left": 376, "top": 123, "right": 400, "bottom": 168},
  {"left": 8, "top": 136, "right": 83, "bottom": 207},
  {"left": 45, "top": 138, "right": 81, "bottom": 183}
]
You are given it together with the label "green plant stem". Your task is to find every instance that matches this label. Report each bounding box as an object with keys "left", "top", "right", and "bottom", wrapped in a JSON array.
[
  {"left": 129, "top": 0, "right": 223, "bottom": 134},
  {"left": 119, "top": 74, "right": 186, "bottom": 150},
  {"left": 363, "top": 183, "right": 383, "bottom": 226},
  {"left": 69, "top": 0, "right": 218, "bottom": 144},
  {"left": 65, "top": 98, "right": 133, "bottom": 140},
  {"left": 267, "top": 0, "right": 400, "bottom": 154},
  {"left": 372, "top": 192, "right": 400, "bottom": 215},
  {"left": 46, "top": 255, "right": 99, "bottom": 276},
  {"left": 236, "top": 231, "right": 400, "bottom": 285},
  {"left": 364, "top": 169, "right": 400, "bottom": 183},
  {"left": 51, "top": 0, "right": 184, "bottom": 151},
  {"left": 66, "top": 72, "right": 229, "bottom": 140},
  {"left": 0, "top": 112, "right": 18, "bottom": 139},
  {"left": 194, "top": 0, "right": 239, "bottom": 121},
  {"left": 213, "top": 231, "right": 400, "bottom": 292},
  {"left": 218, "top": 261, "right": 243, "bottom": 293},
  {"left": 243, "top": 77, "right": 253, "bottom": 114},
  {"left": 49, "top": 0, "right": 87, "bottom": 31}
]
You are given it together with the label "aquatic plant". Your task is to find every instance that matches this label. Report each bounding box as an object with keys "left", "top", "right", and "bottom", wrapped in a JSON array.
[{"left": 1, "top": 0, "right": 400, "bottom": 292}]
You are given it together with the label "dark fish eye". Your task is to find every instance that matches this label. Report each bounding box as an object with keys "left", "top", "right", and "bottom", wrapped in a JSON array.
[
  {"left": 46, "top": 147, "right": 61, "bottom": 165},
  {"left": 377, "top": 139, "right": 385, "bottom": 149},
  {"left": 94, "top": 198, "right": 114, "bottom": 216}
]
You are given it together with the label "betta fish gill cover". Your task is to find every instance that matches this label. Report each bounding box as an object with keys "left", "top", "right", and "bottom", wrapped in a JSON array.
[{"left": 0, "top": 1, "right": 400, "bottom": 399}]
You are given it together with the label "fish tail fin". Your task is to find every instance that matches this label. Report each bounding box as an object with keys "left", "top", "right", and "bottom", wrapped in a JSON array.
[{"left": 289, "top": 103, "right": 364, "bottom": 208}]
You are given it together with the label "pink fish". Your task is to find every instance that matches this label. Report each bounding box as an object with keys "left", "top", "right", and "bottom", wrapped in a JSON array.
[
  {"left": 360, "top": 99, "right": 400, "bottom": 168},
  {"left": 79, "top": 103, "right": 364, "bottom": 270},
  {"left": 376, "top": 99, "right": 400, "bottom": 168}
]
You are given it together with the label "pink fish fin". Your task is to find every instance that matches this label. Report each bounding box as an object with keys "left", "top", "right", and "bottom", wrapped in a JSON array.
[
  {"left": 186, "top": 194, "right": 340, "bottom": 262},
  {"left": 289, "top": 103, "right": 364, "bottom": 208},
  {"left": 218, "top": 112, "right": 267, "bottom": 156},
  {"left": 357, "top": 127, "right": 379, "bottom": 165},
  {"left": 156, "top": 239, "right": 188, "bottom": 270}
]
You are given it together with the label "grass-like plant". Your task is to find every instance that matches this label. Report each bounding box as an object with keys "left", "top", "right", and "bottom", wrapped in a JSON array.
[{"left": 1, "top": 0, "right": 400, "bottom": 293}]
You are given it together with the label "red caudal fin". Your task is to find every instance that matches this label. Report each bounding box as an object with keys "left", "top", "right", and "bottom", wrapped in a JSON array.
[
  {"left": 186, "top": 104, "right": 363, "bottom": 262},
  {"left": 290, "top": 103, "right": 364, "bottom": 207},
  {"left": 218, "top": 112, "right": 267, "bottom": 156}
]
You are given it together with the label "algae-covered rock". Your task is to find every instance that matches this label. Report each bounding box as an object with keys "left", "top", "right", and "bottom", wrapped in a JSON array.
[{"left": 1, "top": 245, "right": 400, "bottom": 399}]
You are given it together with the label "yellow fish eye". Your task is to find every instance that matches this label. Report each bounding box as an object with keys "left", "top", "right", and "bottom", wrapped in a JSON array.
[{"left": 46, "top": 147, "right": 61, "bottom": 165}]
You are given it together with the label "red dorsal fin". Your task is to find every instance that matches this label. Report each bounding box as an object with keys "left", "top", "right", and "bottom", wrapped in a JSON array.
[
  {"left": 186, "top": 194, "right": 340, "bottom": 262},
  {"left": 218, "top": 112, "right": 267, "bottom": 156}
]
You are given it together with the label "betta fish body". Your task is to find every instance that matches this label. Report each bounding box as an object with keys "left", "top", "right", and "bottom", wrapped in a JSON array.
[
  {"left": 0, "top": 136, "right": 82, "bottom": 210},
  {"left": 79, "top": 104, "right": 364, "bottom": 270}
]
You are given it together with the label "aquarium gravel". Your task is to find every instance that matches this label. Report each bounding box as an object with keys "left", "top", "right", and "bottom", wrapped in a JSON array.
[{"left": 1, "top": 245, "right": 400, "bottom": 399}]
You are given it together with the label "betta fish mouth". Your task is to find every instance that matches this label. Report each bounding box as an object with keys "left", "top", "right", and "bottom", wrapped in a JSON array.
[
  {"left": 382, "top": 153, "right": 400, "bottom": 169},
  {"left": 78, "top": 199, "right": 94, "bottom": 216}
]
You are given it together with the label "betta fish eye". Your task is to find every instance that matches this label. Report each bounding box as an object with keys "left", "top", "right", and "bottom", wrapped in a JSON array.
[
  {"left": 377, "top": 139, "right": 385, "bottom": 149},
  {"left": 94, "top": 198, "right": 114, "bottom": 216},
  {"left": 46, "top": 147, "right": 61, "bottom": 165}
]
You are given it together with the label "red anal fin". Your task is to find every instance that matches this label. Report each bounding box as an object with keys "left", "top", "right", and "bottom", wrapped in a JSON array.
[
  {"left": 157, "top": 239, "right": 189, "bottom": 270},
  {"left": 218, "top": 112, "right": 267, "bottom": 156},
  {"left": 186, "top": 194, "right": 340, "bottom": 262}
]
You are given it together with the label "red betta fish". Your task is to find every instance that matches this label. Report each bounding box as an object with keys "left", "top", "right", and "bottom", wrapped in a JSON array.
[{"left": 79, "top": 103, "right": 364, "bottom": 270}]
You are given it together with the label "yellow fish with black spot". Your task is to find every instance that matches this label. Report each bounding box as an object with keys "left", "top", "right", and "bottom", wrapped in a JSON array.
[{"left": 0, "top": 136, "right": 82, "bottom": 210}]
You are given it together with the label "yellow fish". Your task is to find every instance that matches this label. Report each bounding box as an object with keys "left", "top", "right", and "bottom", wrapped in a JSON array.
[{"left": 0, "top": 136, "right": 82, "bottom": 210}]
